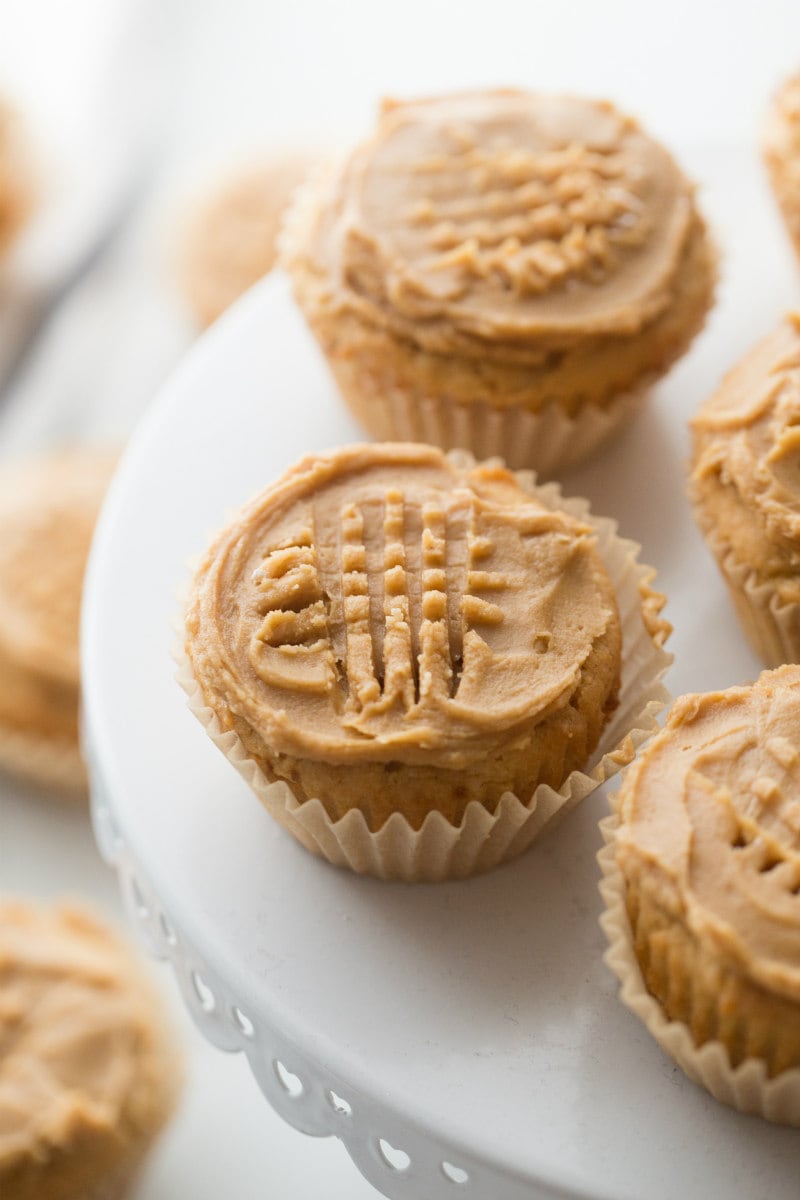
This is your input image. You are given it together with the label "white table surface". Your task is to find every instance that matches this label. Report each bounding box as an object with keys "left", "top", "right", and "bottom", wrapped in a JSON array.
[{"left": 3, "top": 2, "right": 800, "bottom": 1198}]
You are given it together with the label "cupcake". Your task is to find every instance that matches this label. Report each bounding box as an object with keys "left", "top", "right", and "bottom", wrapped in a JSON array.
[
  {"left": 0, "top": 449, "right": 116, "bottom": 792},
  {"left": 764, "top": 74, "right": 800, "bottom": 262},
  {"left": 183, "top": 442, "right": 671, "bottom": 881},
  {"left": 601, "top": 667, "right": 800, "bottom": 1124},
  {"left": 0, "top": 900, "right": 181, "bottom": 1199},
  {"left": 283, "top": 90, "right": 716, "bottom": 475},
  {"left": 178, "top": 154, "right": 311, "bottom": 327},
  {"left": 689, "top": 313, "right": 800, "bottom": 667},
  {"left": 0, "top": 99, "right": 34, "bottom": 261}
]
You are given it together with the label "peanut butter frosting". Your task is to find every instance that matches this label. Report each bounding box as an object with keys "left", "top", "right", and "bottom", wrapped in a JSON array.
[
  {"left": 616, "top": 666, "right": 800, "bottom": 1007},
  {"left": 0, "top": 450, "right": 116, "bottom": 742},
  {"left": 293, "top": 90, "right": 697, "bottom": 361},
  {"left": 0, "top": 902, "right": 179, "bottom": 1199},
  {"left": 186, "top": 443, "right": 620, "bottom": 769},
  {"left": 690, "top": 314, "right": 800, "bottom": 589}
]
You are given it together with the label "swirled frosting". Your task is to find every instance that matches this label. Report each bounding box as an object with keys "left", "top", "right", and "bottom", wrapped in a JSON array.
[
  {"left": 0, "top": 903, "right": 178, "bottom": 1195},
  {"left": 616, "top": 666, "right": 800, "bottom": 1005},
  {"left": 691, "top": 314, "right": 800, "bottom": 561},
  {"left": 186, "top": 443, "right": 620, "bottom": 767},
  {"left": 294, "top": 90, "right": 696, "bottom": 360}
]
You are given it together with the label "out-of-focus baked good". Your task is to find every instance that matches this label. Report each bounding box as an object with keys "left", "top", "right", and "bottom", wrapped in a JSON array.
[
  {"left": 0, "top": 449, "right": 116, "bottom": 791},
  {"left": 284, "top": 89, "right": 716, "bottom": 475},
  {"left": 0, "top": 100, "right": 34, "bottom": 261},
  {"left": 764, "top": 74, "right": 800, "bottom": 262},
  {"left": 0, "top": 900, "right": 181, "bottom": 1200},
  {"left": 602, "top": 667, "right": 800, "bottom": 1122},
  {"left": 182, "top": 441, "right": 671, "bottom": 880},
  {"left": 689, "top": 313, "right": 800, "bottom": 667},
  {"left": 179, "top": 155, "right": 311, "bottom": 327}
]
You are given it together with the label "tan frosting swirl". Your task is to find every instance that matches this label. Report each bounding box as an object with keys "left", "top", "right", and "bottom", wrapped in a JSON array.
[
  {"left": 616, "top": 666, "right": 800, "bottom": 1005},
  {"left": 186, "top": 444, "right": 619, "bottom": 767},
  {"left": 691, "top": 313, "right": 800, "bottom": 550},
  {"left": 298, "top": 90, "right": 695, "bottom": 359},
  {"left": 0, "top": 903, "right": 177, "bottom": 1194}
]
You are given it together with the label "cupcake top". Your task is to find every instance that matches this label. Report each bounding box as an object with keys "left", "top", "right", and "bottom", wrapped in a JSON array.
[
  {"left": 0, "top": 902, "right": 179, "bottom": 1193},
  {"left": 291, "top": 90, "right": 697, "bottom": 359},
  {"left": 690, "top": 314, "right": 800, "bottom": 554},
  {"left": 616, "top": 665, "right": 800, "bottom": 1005},
  {"left": 186, "top": 443, "right": 620, "bottom": 768},
  {"left": 179, "top": 154, "right": 311, "bottom": 327},
  {"left": 0, "top": 449, "right": 116, "bottom": 691}
]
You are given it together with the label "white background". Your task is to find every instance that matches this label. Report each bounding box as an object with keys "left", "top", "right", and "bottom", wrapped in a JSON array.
[{"left": 2, "top": 2, "right": 800, "bottom": 1198}]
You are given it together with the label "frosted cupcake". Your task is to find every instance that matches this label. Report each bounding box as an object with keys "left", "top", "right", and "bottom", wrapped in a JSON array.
[
  {"left": 284, "top": 90, "right": 716, "bottom": 475},
  {"left": 0, "top": 900, "right": 181, "bottom": 1199},
  {"left": 0, "top": 449, "right": 116, "bottom": 791},
  {"left": 602, "top": 667, "right": 800, "bottom": 1123},
  {"left": 183, "top": 442, "right": 671, "bottom": 881},
  {"left": 690, "top": 313, "right": 800, "bottom": 666}
]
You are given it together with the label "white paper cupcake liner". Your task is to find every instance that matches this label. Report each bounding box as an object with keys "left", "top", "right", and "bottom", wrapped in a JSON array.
[
  {"left": 326, "top": 356, "right": 651, "bottom": 475},
  {"left": 598, "top": 809, "right": 800, "bottom": 1125},
  {"left": 693, "top": 513, "right": 800, "bottom": 667},
  {"left": 0, "top": 720, "right": 87, "bottom": 795},
  {"left": 179, "top": 467, "right": 672, "bottom": 882}
]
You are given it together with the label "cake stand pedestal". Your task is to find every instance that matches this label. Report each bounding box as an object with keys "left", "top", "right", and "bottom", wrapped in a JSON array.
[{"left": 82, "top": 258, "right": 800, "bottom": 1199}]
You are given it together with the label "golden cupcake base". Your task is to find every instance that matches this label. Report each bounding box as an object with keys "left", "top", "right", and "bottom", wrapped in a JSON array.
[{"left": 599, "top": 813, "right": 800, "bottom": 1125}]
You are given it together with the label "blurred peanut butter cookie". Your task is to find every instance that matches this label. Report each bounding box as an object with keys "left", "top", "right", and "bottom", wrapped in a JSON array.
[
  {"left": 0, "top": 99, "right": 34, "bottom": 262},
  {"left": 0, "top": 449, "right": 116, "bottom": 792},
  {"left": 178, "top": 155, "right": 311, "bottom": 327}
]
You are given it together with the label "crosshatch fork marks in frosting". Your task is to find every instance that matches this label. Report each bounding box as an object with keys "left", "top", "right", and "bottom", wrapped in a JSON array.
[{"left": 251, "top": 488, "right": 513, "bottom": 722}]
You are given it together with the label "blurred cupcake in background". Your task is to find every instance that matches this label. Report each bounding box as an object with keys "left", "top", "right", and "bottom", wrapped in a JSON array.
[
  {"left": 764, "top": 73, "right": 800, "bottom": 263},
  {"left": 0, "top": 448, "right": 116, "bottom": 794},
  {"left": 177, "top": 153, "right": 312, "bottom": 327},
  {"left": 0, "top": 899, "right": 182, "bottom": 1200},
  {"left": 0, "top": 97, "right": 35, "bottom": 262}
]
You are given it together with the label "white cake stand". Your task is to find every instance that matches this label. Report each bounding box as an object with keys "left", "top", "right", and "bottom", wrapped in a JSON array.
[{"left": 83, "top": 145, "right": 800, "bottom": 1200}]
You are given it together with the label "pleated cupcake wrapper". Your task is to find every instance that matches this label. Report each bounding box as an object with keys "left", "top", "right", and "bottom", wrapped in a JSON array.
[
  {"left": 0, "top": 719, "right": 87, "bottom": 796},
  {"left": 179, "top": 467, "right": 671, "bottom": 882},
  {"left": 327, "top": 352, "right": 651, "bottom": 476},
  {"left": 695, "top": 514, "right": 800, "bottom": 667},
  {"left": 598, "top": 810, "right": 800, "bottom": 1125}
]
